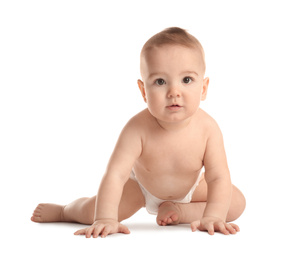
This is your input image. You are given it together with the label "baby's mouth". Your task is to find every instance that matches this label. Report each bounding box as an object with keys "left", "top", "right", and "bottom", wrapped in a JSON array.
[
  {"left": 166, "top": 104, "right": 182, "bottom": 110},
  {"left": 168, "top": 104, "right": 181, "bottom": 107}
]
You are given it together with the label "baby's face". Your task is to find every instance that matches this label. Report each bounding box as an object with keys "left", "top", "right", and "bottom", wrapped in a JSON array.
[{"left": 138, "top": 45, "right": 209, "bottom": 125}]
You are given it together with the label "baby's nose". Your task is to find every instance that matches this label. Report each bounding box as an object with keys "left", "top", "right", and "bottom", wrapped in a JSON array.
[{"left": 167, "top": 85, "right": 181, "bottom": 98}]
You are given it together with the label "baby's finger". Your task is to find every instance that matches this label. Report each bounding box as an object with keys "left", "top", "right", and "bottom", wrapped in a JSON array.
[
  {"left": 225, "top": 223, "right": 237, "bottom": 234},
  {"left": 74, "top": 228, "right": 86, "bottom": 236},
  {"left": 216, "top": 222, "right": 229, "bottom": 235},
  {"left": 229, "top": 223, "right": 240, "bottom": 232},
  {"left": 101, "top": 225, "right": 112, "bottom": 238},
  {"left": 92, "top": 224, "right": 105, "bottom": 238},
  {"left": 206, "top": 223, "right": 215, "bottom": 235},
  {"left": 191, "top": 220, "right": 200, "bottom": 232},
  {"left": 86, "top": 226, "right": 97, "bottom": 238},
  {"left": 118, "top": 224, "right": 130, "bottom": 234}
]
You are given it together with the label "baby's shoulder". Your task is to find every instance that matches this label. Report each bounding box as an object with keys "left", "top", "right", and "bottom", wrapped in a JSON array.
[
  {"left": 197, "top": 109, "right": 222, "bottom": 135},
  {"left": 124, "top": 109, "right": 152, "bottom": 131}
]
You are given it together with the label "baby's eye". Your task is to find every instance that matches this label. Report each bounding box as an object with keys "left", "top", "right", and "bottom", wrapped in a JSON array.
[
  {"left": 155, "top": 78, "right": 166, "bottom": 86},
  {"left": 183, "top": 77, "right": 193, "bottom": 84}
]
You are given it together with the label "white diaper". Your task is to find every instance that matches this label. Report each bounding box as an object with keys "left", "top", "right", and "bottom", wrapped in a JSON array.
[{"left": 130, "top": 170, "right": 203, "bottom": 215}]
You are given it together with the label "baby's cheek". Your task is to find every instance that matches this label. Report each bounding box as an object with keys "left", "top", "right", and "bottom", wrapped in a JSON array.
[{"left": 146, "top": 95, "right": 158, "bottom": 107}]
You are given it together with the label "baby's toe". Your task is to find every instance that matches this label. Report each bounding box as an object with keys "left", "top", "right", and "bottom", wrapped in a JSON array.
[
  {"left": 171, "top": 213, "right": 179, "bottom": 222},
  {"left": 31, "top": 215, "right": 42, "bottom": 222},
  {"left": 167, "top": 217, "right": 173, "bottom": 224}
]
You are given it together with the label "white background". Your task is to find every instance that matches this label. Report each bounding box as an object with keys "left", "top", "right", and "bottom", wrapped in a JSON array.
[{"left": 1, "top": 0, "right": 288, "bottom": 259}]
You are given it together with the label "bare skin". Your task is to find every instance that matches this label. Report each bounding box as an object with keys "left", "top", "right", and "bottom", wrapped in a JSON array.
[
  {"left": 31, "top": 177, "right": 245, "bottom": 237},
  {"left": 32, "top": 44, "right": 246, "bottom": 237}
]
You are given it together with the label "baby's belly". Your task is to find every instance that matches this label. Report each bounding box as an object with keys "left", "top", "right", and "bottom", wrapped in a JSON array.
[{"left": 133, "top": 167, "right": 203, "bottom": 200}]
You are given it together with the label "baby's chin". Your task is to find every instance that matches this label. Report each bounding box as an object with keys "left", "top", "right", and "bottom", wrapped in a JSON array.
[{"left": 153, "top": 115, "right": 196, "bottom": 130}]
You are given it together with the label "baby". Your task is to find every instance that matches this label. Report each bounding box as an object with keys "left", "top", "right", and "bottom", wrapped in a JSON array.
[{"left": 31, "top": 27, "right": 246, "bottom": 237}]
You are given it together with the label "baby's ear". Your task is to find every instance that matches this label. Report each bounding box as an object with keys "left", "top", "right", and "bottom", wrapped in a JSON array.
[
  {"left": 137, "top": 80, "right": 147, "bottom": 102},
  {"left": 201, "top": 77, "right": 209, "bottom": 101}
]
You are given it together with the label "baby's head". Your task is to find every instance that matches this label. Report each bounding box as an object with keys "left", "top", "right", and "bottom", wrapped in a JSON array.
[
  {"left": 140, "top": 27, "right": 206, "bottom": 79},
  {"left": 138, "top": 27, "right": 209, "bottom": 125}
]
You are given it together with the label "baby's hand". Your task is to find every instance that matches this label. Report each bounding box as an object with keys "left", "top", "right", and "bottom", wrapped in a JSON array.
[
  {"left": 74, "top": 219, "right": 130, "bottom": 238},
  {"left": 191, "top": 217, "right": 240, "bottom": 235}
]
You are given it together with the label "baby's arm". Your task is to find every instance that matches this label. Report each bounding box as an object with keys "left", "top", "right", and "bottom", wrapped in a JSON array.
[
  {"left": 191, "top": 121, "right": 236, "bottom": 235},
  {"left": 75, "top": 118, "right": 142, "bottom": 238}
]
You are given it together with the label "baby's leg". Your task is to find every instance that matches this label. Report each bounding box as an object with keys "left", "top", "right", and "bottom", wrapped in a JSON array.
[
  {"left": 31, "top": 178, "right": 145, "bottom": 225},
  {"left": 157, "top": 181, "right": 246, "bottom": 225}
]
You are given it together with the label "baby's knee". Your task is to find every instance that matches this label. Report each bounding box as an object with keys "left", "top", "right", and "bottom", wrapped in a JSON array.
[
  {"left": 82, "top": 196, "right": 96, "bottom": 224},
  {"left": 227, "top": 187, "right": 246, "bottom": 222}
]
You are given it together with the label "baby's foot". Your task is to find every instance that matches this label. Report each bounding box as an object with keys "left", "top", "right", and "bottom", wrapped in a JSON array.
[
  {"left": 156, "top": 201, "right": 182, "bottom": 226},
  {"left": 31, "top": 203, "right": 65, "bottom": 223}
]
